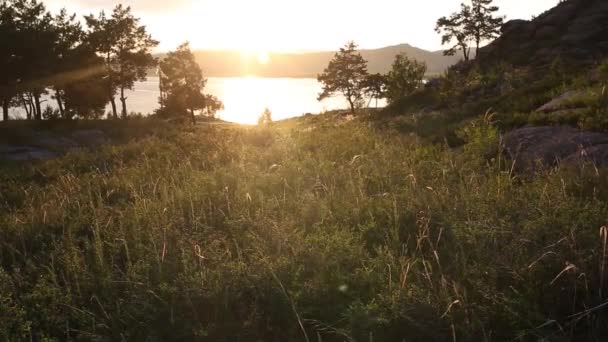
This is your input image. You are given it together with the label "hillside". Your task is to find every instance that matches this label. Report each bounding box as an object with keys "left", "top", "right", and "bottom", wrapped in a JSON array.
[
  {"left": 478, "top": 0, "right": 608, "bottom": 66},
  {"left": 185, "top": 44, "right": 460, "bottom": 78},
  {"left": 2, "top": 111, "right": 608, "bottom": 340},
  {"left": 382, "top": 0, "right": 608, "bottom": 145}
]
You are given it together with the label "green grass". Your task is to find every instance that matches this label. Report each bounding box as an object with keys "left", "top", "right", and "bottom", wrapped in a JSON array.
[{"left": 1, "top": 117, "right": 608, "bottom": 341}]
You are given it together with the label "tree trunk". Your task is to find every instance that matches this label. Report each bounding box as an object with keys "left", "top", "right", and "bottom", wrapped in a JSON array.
[
  {"left": 120, "top": 86, "right": 128, "bottom": 119},
  {"left": 460, "top": 42, "right": 470, "bottom": 62},
  {"left": 56, "top": 92, "right": 65, "bottom": 119},
  {"left": 348, "top": 98, "right": 356, "bottom": 114},
  {"left": 20, "top": 95, "right": 31, "bottom": 120},
  {"left": 27, "top": 98, "right": 33, "bottom": 120},
  {"left": 34, "top": 94, "right": 42, "bottom": 120},
  {"left": 109, "top": 96, "right": 118, "bottom": 119},
  {"left": 158, "top": 76, "right": 164, "bottom": 110},
  {"left": 2, "top": 98, "right": 8, "bottom": 122},
  {"left": 190, "top": 108, "right": 196, "bottom": 125}
]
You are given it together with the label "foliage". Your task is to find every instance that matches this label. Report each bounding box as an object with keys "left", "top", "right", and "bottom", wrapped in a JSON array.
[
  {"left": 318, "top": 42, "right": 369, "bottom": 114},
  {"left": 0, "top": 1, "right": 156, "bottom": 121},
  {"left": 158, "top": 43, "right": 221, "bottom": 124},
  {"left": 363, "top": 73, "right": 388, "bottom": 108},
  {"left": 85, "top": 5, "right": 158, "bottom": 119},
  {"left": 385, "top": 54, "right": 427, "bottom": 103},
  {"left": 468, "top": 0, "right": 504, "bottom": 53},
  {"left": 436, "top": 4, "right": 474, "bottom": 61},
  {"left": 436, "top": 0, "right": 503, "bottom": 60},
  {"left": 1, "top": 118, "right": 608, "bottom": 340},
  {"left": 202, "top": 94, "right": 224, "bottom": 118},
  {"left": 1, "top": 0, "right": 55, "bottom": 120},
  {"left": 258, "top": 107, "right": 273, "bottom": 126},
  {"left": 457, "top": 111, "right": 499, "bottom": 163}
]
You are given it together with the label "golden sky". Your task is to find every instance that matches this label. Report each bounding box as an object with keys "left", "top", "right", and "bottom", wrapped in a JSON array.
[{"left": 47, "top": 0, "right": 560, "bottom": 52}]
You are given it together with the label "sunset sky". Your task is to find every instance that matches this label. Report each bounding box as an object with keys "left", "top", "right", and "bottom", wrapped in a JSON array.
[{"left": 47, "top": 0, "right": 560, "bottom": 53}]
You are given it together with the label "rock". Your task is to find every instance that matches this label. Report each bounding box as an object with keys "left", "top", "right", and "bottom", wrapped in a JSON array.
[
  {"left": 503, "top": 126, "right": 608, "bottom": 171},
  {"left": 501, "top": 19, "right": 530, "bottom": 34},
  {"left": 0, "top": 144, "right": 57, "bottom": 161},
  {"left": 477, "top": 0, "right": 608, "bottom": 66},
  {"left": 31, "top": 132, "right": 77, "bottom": 149},
  {"left": 566, "top": 144, "right": 608, "bottom": 167},
  {"left": 535, "top": 90, "right": 585, "bottom": 113},
  {"left": 70, "top": 130, "right": 108, "bottom": 146},
  {"left": 534, "top": 25, "right": 561, "bottom": 40}
]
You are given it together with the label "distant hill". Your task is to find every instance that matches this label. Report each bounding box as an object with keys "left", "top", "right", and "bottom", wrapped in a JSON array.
[{"left": 159, "top": 44, "right": 461, "bottom": 78}]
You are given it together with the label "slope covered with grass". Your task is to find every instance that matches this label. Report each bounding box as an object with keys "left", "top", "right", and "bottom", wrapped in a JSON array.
[{"left": 1, "top": 117, "right": 607, "bottom": 341}]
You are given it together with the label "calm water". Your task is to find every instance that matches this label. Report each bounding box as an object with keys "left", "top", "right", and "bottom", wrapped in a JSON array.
[{"left": 6, "top": 77, "right": 385, "bottom": 124}]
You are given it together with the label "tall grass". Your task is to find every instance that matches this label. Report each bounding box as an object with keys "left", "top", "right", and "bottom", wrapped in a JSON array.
[{"left": 1, "top": 119, "right": 607, "bottom": 340}]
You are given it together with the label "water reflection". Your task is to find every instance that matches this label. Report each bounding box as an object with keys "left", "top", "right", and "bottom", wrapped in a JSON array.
[{"left": 6, "top": 77, "right": 386, "bottom": 124}]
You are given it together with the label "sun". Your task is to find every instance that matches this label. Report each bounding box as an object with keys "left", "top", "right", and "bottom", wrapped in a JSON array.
[
  {"left": 256, "top": 51, "right": 270, "bottom": 65},
  {"left": 241, "top": 50, "right": 270, "bottom": 65}
]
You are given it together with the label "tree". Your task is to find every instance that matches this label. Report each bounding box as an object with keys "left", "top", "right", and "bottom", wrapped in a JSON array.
[
  {"left": 258, "top": 108, "right": 272, "bottom": 126},
  {"left": 317, "top": 42, "right": 369, "bottom": 114},
  {"left": 435, "top": 4, "right": 473, "bottom": 61},
  {"left": 436, "top": 0, "right": 504, "bottom": 60},
  {"left": 468, "top": 0, "right": 504, "bottom": 55},
  {"left": 202, "top": 94, "right": 224, "bottom": 118},
  {"left": 0, "top": 1, "right": 16, "bottom": 121},
  {"left": 9, "top": 0, "right": 57, "bottom": 120},
  {"left": 49, "top": 8, "right": 109, "bottom": 119},
  {"left": 85, "top": 5, "right": 158, "bottom": 119},
  {"left": 159, "top": 43, "right": 221, "bottom": 124},
  {"left": 363, "top": 73, "right": 387, "bottom": 108},
  {"left": 385, "top": 54, "right": 427, "bottom": 103}
]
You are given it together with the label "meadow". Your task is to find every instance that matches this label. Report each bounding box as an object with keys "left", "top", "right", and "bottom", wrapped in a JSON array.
[{"left": 1, "top": 115, "right": 607, "bottom": 341}]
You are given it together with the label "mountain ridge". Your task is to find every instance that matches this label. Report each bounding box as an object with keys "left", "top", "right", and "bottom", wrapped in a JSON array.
[{"left": 156, "top": 44, "right": 461, "bottom": 78}]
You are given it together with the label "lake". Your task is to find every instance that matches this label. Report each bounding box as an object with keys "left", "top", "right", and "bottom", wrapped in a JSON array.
[{"left": 6, "top": 77, "right": 386, "bottom": 124}]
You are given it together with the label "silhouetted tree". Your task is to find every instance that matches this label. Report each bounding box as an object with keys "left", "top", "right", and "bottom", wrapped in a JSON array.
[
  {"left": 202, "top": 94, "right": 224, "bottom": 118},
  {"left": 258, "top": 108, "right": 272, "bottom": 126},
  {"left": 436, "top": 0, "right": 504, "bottom": 60},
  {"left": 85, "top": 5, "right": 158, "bottom": 119},
  {"left": 385, "top": 54, "right": 427, "bottom": 103},
  {"left": 49, "top": 9, "right": 109, "bottom": 119},
  {"left": 363, "top": 73, "right": 387, "bottom": 108},
  {"left": 468, "top": 0, "right": 504, "bottom": 55},
  {"left": 318, "top": 42, "right": 369, "bottom": 114},
  {"left": 436, "top": 4, "right": 473, "bottom": 61},
  {"left": 9, "top": 0, "right": 57, "bottom": 120},
  {"left": 159, "top": 43, "right": 220, "bottom": 124},
  {"left": 0, "top": 1, "right": 16, "bottom": 121}
]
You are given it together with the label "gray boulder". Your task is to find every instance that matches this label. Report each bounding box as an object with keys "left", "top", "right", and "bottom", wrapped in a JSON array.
[
  {"left": 0, "top": 145, "right": 57, "bottom": 161},
  {"left": 503, "top": 126, "right": 608, "bottom": 171},
  {"left": 71, "top": 130, "right": 108, "bottom": 146},
  {"left": 535, "top": 90, "right": 585, "bottom": 113}
]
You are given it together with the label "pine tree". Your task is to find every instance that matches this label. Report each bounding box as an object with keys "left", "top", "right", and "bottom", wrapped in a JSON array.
[
  {"left": 385, "top": 54, "right": 427, "bottom": 103},
  {"left": 317, "top": 42, "right": 369, "bottom": 114},
  {"left": 85, "top": 5, "right": 158, "bottom": 119},
  {"left": 159, "top": 43, "right": 221, "bottom": 124}
]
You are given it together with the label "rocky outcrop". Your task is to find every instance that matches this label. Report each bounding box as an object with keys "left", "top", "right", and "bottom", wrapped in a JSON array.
[
  {"left": 535, "top": 90, "right": 586, "bottom": 113},
  {"left": 478, "top": 0, "right": 608, "bottom": 66},
  {"left": 0, "top": 129, "right": 108, "bottom": 162},
  {"left": 0, "top": 145, "right": 57, "bottom": 161},
  {"left": 503, "top": 126, "right": 608, "bottom": 171}
]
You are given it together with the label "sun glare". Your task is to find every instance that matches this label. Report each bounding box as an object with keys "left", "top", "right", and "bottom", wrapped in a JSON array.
[
  {"left": 241, "top": 50, "right": 271, "bottom": 65},
  {"left": 257, "top": 52, "right": 270, "bottom": 65}
]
